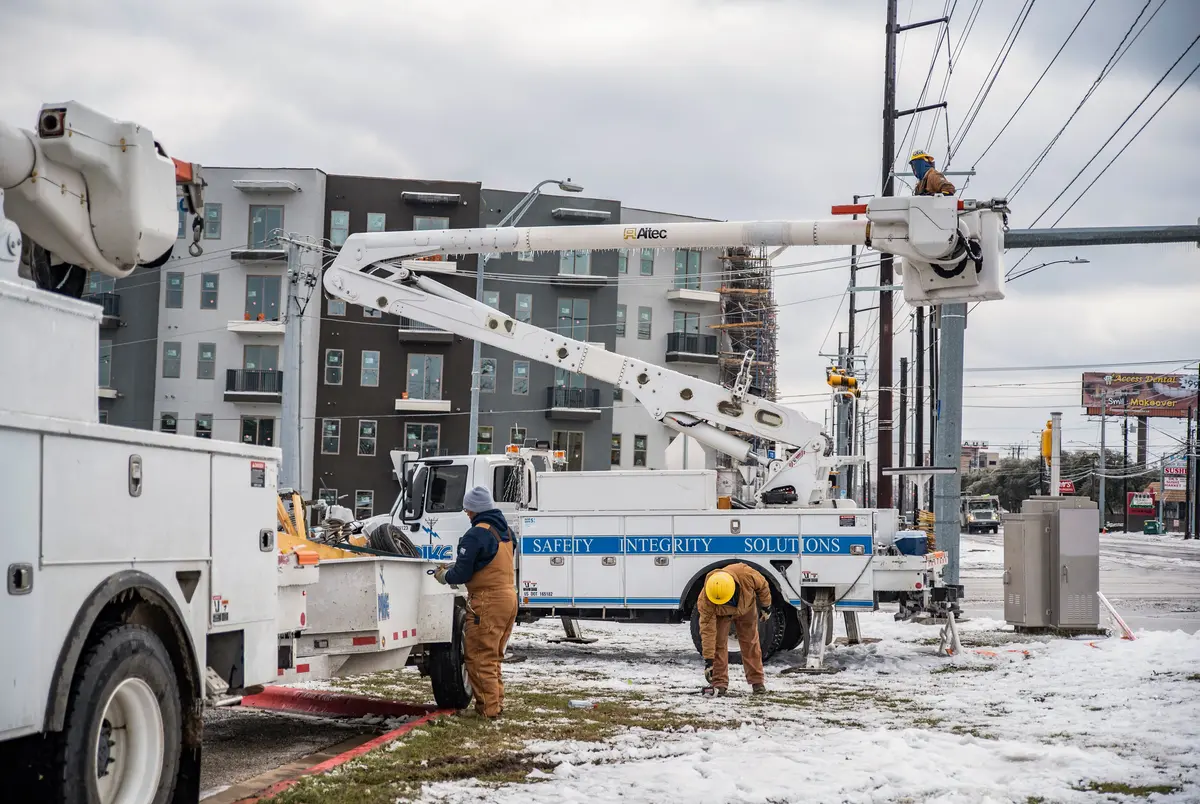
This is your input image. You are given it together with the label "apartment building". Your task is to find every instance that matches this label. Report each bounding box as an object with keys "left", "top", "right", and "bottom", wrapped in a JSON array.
[
  {"left": 310, "top": 175, "right": 482, "bottom": 519},
  {"left": 91, "top": 265, "right": 161, "bottom": 430},
  {"left": 152, "top": 167, "right": 326, "bottom": 495},
  {"left": 611, "top": 207, "right": 724, "bottom": 471},
  {"left": 477, "top": 188, "right": 621, "bottom": 471}
]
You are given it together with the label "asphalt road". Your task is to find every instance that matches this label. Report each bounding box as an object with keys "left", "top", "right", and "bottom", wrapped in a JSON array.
[{"left": 960, "top": 530, "right": 1200, "bottom": 633}]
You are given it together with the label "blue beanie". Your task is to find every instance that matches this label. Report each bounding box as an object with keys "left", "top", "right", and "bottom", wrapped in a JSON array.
[{"left": 463, "top": 486, "right": 496, "bottom": 512}]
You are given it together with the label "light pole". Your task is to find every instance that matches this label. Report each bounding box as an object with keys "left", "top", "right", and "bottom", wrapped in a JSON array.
[
  {"left": 467, "top": 178, "right": 584, "bottom": 454},
  {"left": 1007, "top": 256, "right": 1089, "bottom": 282}
]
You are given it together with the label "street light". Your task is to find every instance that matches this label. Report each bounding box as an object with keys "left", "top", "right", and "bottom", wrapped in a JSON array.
[
  {"left": 467, "top": 178, "right": 584, "bottom": 455},
  {"left": 1007, "top": 256, "right": 1089, "bottom": 282}
]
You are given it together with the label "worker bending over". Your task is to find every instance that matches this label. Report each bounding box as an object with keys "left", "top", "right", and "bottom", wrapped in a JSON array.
[
  {"left": 434, "top": 487, "right": 518, "bottom": 719},
  {"left": 909, "top": 150, "right": 956, "bottom": 196},
  {"left": 697, "top": 563, "right": 772, "bottom": 695}
]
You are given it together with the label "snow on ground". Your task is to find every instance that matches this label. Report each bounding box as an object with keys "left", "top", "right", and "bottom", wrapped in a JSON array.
[{"left": 419, "top": 613, "right": 1200, "bottom": 803}]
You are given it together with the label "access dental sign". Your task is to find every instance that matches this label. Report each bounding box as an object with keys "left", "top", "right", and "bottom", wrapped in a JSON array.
[
  {"left": 521, "top": 535, "right": 872, "bottom": 555},
  {"left": 623, "top": 227, "right": 668, "bottom": 241}
]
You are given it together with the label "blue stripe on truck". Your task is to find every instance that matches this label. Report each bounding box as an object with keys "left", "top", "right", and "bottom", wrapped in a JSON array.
[{"left": 519, "top": 535, "right": 872, "bottom": 556}]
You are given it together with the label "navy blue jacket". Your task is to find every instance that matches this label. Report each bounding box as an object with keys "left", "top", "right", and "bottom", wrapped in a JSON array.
[{"left": 444, "top": 509, "right": 512, "bottom": 585}]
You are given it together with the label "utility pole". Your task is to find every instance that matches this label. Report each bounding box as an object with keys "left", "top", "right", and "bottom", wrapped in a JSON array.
[
  {"left": 1099, "top": 401, "right": 1108, "bottom": 530},
  {"left": 877, "top": 0, "right": 898, "bottom": 511},
  {"left": 928, "top": 310, "right": 939, "bottom": 513},
  {"left": 913, "top": 306, "right": 924, "bottom": 513},
  {"left": 1122, "top": 415, "right": 1129, "bottom": 533},
  {"left": 932, "top": 303, "right": 965, "bottom": 586},
  {"left": 1050, "top": 411, "right": 1062, "bottom": 498},
  {"left": 280, "top": 238, "right": 303, "bottom": 494},
  {"left": 899, "top": 356, "right": 908, "bottom": 518},
  {"left": 1187, "top": 405, "right": 1195, "bottom": 539}
]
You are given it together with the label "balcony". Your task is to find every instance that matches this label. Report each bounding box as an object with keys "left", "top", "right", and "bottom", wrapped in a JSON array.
[
  {"left": 227, "top": 316, "right": 285, "bottom": 335},
  {"left": 84, "top": 292, "right": 122, "bottom": 328},
  {"left": 231, "top": 246, "right": 287, "bottom": 263},
  {"left": 394, "top": 396, "right": 452, "bottom": 413},
  {"left": 550, "top": 272, "right": 608, "bottom": 288},
  {"left": 666, "top": 286, "right": 721, "bottom": 304},
  {"left": 545, "top": 387, "right": 602, "bottom": 421},
  {"left": 666, "top": 332, "right": 719, "bottom": 365},
  {"left": 225, "top": 369, "right": 283, "bottom": 403},
  {"left": 397, "top": 319, "right": 454, "bottom": 344}
]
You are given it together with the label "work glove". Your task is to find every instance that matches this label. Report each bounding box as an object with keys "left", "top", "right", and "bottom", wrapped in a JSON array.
[
  {"left": 433, "top": 565, "right": 451, "bottom": 585},
  {"left": 703, "top": 659, "right": 714, "bottom": 684},
  {"left": 759, "top": 606, "right": 771, "bottom": 623}
]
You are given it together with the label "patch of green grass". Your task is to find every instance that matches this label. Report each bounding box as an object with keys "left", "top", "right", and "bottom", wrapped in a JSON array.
[
  {"left": 911, "top": 715, "right": 944, "bottom": 728},
  {"left": 266, "top": 682, "right": 718, "bottom": 804},
  {"left": 931, "top": 664, "right": 997, "bottom": 674},
  {"left": 1026, "top": 797, "right": 1046, "bottom": 804},
  {"left": 1187, "top": 673, "right": 1200, "bottom": 682},
  {"left": 949, "top": 724, "right": 996, "bottom": 740},
  {"left": 1074, "top": 781, "right": 1181, "bottom": 797}
]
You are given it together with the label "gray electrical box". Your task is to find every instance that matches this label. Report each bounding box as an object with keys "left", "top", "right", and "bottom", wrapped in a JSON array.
[{"left": 1003, "top": 496, "right": 1100, "bottom": 631}]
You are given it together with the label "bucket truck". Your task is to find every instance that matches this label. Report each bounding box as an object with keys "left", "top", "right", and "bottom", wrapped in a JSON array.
[
  {"left": 0, "top": 102, "right": 468, "bottom": 804},
  {"left": 320, "top": 194, "right": 1007, "bottom": 666}
]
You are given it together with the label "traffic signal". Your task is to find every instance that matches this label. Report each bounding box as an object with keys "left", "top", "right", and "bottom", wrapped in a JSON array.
[
  {"left": 827, "top": 368, "right": 861, "bottom": 397},
  {"left": 1040, "top": 419, "right": 1053, "bottom": 464}
]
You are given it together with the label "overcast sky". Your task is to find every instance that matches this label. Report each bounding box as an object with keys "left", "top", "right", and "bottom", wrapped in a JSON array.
[{"left": 5, "top": 0, "right": 1198, "bottom": 468}]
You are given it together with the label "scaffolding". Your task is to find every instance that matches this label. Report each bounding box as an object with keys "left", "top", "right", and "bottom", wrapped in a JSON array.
[{"left": 715, "top": 246, "right": 778, "bottom": 462}]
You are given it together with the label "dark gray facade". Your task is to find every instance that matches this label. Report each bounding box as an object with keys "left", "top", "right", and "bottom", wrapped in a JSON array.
[
  {"left": 92, "top": 267, "right": 160, "bottom": 429},
  {"left": 478, "top": 189, "right": 620, "bottom": 471}
]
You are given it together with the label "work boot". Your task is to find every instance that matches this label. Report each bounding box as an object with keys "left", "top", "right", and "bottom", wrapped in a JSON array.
[
  {"left": 752, "top": 684, "right": 767, "bottom": 695},
  {"left": 716, "top": 687, "right": 728, "bottom": 697}
]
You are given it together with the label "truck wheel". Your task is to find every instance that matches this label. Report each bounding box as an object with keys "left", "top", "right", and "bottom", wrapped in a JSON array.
[
  {"left": 779, "top": 603, "right": 804, "bottom": 652},
  {"left": 55, "top": 623, "right": 181, "bottom": 804},
  {"left": 689, "top": 601, "right": 786, "bottom": 665},
  {"left": 368, "top": 523, "right": 421, "bottom": 558},
  {"left": 428, "top": 606, "right": 472, "bottom": 710}
]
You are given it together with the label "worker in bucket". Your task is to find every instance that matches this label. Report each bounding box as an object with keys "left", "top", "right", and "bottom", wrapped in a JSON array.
[
  {"left": 909, "top": 150, "right": 956, "bottom": 196},
  {"left": 697, "top": 563, "right": 772, "bottom": 696},
  {"left": 433, "top": 486, "right": 518, "bottom": 719}
]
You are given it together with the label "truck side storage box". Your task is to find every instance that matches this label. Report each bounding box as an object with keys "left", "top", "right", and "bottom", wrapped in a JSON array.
[{"left": 536, "top": 470, "right": 717, "bottom": 512}]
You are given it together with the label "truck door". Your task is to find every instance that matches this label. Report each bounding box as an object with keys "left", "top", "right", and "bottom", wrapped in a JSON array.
[
  {"left": 421, "top": 463, "right": 470, "bottom": 563},
  {"left": 623, "top": 515, "right": 674, "bottom": 606},
  {"left": 571, "top": 516, "right": 623, "bottom": 605}
]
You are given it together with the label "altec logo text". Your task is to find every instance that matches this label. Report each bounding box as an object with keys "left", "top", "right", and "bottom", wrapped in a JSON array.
[{"left": 623, "top": 227, "right": 668, "bottom": 240}]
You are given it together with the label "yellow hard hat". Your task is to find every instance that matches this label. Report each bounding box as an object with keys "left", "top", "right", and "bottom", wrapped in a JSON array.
[
  {"left": 705, "top": 570, "right": 736, "bottom": 605},
  {"left": 909, "top": 150, "right": 935, "bottom": 164}
]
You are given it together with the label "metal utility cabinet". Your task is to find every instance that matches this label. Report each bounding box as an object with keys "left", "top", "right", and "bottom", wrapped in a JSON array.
[{"left": 1003, "top": 496, "right": 1101, "bottom": 631}]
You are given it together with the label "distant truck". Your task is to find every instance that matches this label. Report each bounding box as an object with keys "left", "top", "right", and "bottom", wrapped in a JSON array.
[{"left": 961, "top": 495, "right": 1001, "bottom": 534}]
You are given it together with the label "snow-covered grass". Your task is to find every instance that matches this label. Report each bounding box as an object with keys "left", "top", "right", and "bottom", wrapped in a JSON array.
[{"left": 271, "top": 612, "right": 1200, "bottom": 803}]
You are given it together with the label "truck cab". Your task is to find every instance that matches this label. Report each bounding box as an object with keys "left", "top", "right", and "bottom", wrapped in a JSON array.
[{"left": 961, "top": 495, "right": 1001, "bottom": 534}]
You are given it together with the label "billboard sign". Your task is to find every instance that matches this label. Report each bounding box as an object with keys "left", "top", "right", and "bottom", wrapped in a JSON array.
[
  {"left": 1163, "top": 455, "right": 1188, "bottom": 503},
  {"left": 1081, "top": 372, "right": 1198, "bottom": 418},
  {"left": 1058, "top": 480, "right": 1075, "bottom": 494}
]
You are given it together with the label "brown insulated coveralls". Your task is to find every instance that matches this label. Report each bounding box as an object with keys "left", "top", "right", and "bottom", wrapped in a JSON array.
[
  {"left": 914, "top": 167, "right": 956, "bottom": 196},
  {"left": 463, "top": 523, "right": 518, "bottom": 716},
  {"left": 696, "top": 562, "right": 771, "bottom": 688}
]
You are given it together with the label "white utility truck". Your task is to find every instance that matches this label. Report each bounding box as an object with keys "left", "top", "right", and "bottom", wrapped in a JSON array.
[
  {"left": 961, "top": 494, "right": 1002, "bottom": 534},
  {"left": 0, "top": 102, "right": 467, "bottom": 804},
  {"left": 321, "top": 192, "right": 1008, "bottom": 667}
]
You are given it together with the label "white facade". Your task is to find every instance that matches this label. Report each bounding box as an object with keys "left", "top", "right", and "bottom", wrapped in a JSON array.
[
  {"left": 154, "top": 168, "right": 326, "bottom": 496},
  {"left": 612, "top": 207, "right": 725, "bottom": 471}
]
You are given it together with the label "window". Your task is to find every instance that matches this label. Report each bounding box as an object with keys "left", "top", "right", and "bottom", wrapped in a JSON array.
[
  {"left": 413, "top": 216, "right": 449, "bottom": 231},
  {"left": 510, "top": 426, "right": 527, "bottom": 446},
  {"left": 249, "top": 205, "right": 283, "bottom": 248},
  {"left": 244, "top": 275, "right": 282, "bottom": 321},
  {"left": 200, "top": 273, "right": 219, "bottom": 309},
  {"left": 98, "top": 410, "right": 109, "bottom": 424},
  {"left": 161, "top": 413, "right": 178, "bottom": 434},
  {"left": 197, "top": 342, "right": 216, "bottom": 379},
  {"left": 515, "top": 293, "right": 532, "bottom": 324},
  {"left": 477, "top": 426, "right": 494, "bottom": 454},
  {"left": 165, "top": 272, "right": 183, "bottom": 308},
  {"left": 637, "top": 306, "right": 652, "bottom": 340},
  {"left": 321, "top": 419, "right": 341, "bottom": 454},
  {"left": 480, "top": 358, "right": 496, "bottom": 393},
  {"left": 177, "top": 209, "right": 186, "bottom": 239},
  {"left": 613, "top": 388, "right": 624, "bottom": 402},
  {"left": 640, "top": 249, "right": 654, "bottom": 275},
  {"left": 554, "top": 368, "right": 585, "bottom": 390},
  {"left": 361, "top": 350, "right": 380, "bottom": 387},
  {"left": 325, "top": 349, "right": 344, "bottom": 385},
  {"left": 195, "top": 414, "right": 213, "bottom": 439},
  {"left": 203, "top": 203, "right": 222, "bottom": 239},
  {"left": 559, "top": 249, "right": 591, "bottom": 275},
  {"left": 674, "top": 249, "right": 702, "bottom": 290},
  {"left": 405, "top": 423, "right": 441, "bottom": 458},
  {"left": 358, "top": 420, "right": 377, "bottom": 457},
  {"left": 673, "top": 311, "right": 700, "bottom": 334},
  {"left": 98, "top": 340, "right": 112, "bottom": 388},
  {"left": 162, "top": 341, "right": 181, "bottom": 378},
  {"left": 552, "top": 430, "right": 585, "bottom": 472},
  {"left": 406, "top": 354, "right": 442, "bottom": 400},
  {"left": 518, "top": 250, "right": 534, "bottom": 262},
  {"left": 494, "top": 464, "right": 522, "bottom": 503},
  {"left": 483, "top": 290, "right": 500, "bottom": 309},
  {"left": 363, "top": 306, "right": 382, "bottom": 319},
  {"left": 330, "top": 210, "right": 349, "bottom": 247},
  {"left": 241, "top": 416, "right": 275, "bottom": 446},
  {"left": 634, "top": 435, "right": 648, "bottom": 467},
  {"left": 424, "top": 464, "right": 467, "bottom": 512},
  {"left": 512, "top": 360, "right": 530, "bottom": 395},
  {"left": 318, "top": 488, "right": 338, "bottom": 506},
  {"left": 557, "top": 298, "right": 589, "bottom": 341},
  {"left": 244, "top": 344, "right": 278, "bottom": 371},
  {"left": 618, "top": 250, "right": 628, "bottom": 274},
  {"left": 366, "top": 212, "right": 386, "bottom": 232},
  {"left": 88, "top": 272, "right": 115, "bottom": 295},
  {"left": 327, "top": 298, "right": 346, "bottom": 316},
  {"left": 611, "top": 434, "right": 622, "bottom": 466},
  {"left": 354, "top": 490, "right": 374, "bottom": 520},
  {"left": 615, "top": 304, "right": 626, "bottom": 337}
]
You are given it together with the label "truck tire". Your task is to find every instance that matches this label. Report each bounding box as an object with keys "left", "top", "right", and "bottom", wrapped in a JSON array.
[
  {"left": 54, "top": 623, "right": 182, "bottom": 804},
  {"left": 368, "top": 523, "right": 421, "bottom": 558},
  {"left": 779, "top": 602, "right": 804, "bottom": 652},
  {"left": 428, "top": 606, "right": 472, "bottom": 710},
  {"left": 689, "top": 601, "right": 786, "bottom": 665}
]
